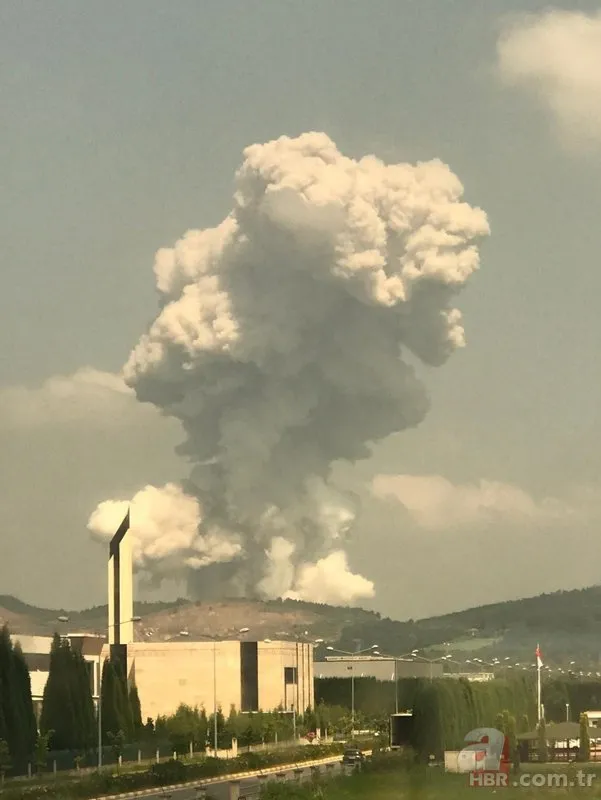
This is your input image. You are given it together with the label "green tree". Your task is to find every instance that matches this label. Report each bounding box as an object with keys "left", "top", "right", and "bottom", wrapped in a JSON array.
[
  {"left": 579, "top": 713, "right": 590, "bottom": 761},
  {"left": 537, "top": 718, "right": 548, "bottom": 763},
  {"left": 0, "top": 629, "right": 37, "bottom": 769},
  {"left": 73, "top": 650, "right": 95, "bottom": 749},
  {"left": 40, "top": 634, "right": 94, "bottom": 751},
  {"left": 34, "top": 731, "right": 52, "bottom": 773},
  {"left": 502, "top": 711, "right": 518, "bottom": 770},
  {"left": 161, "top": 705, "right": 208, "bottom": 754},
  {"left": 0, "top": 738, "right": 11, "bottom": 784},
  {"left": 107, "top": 729, "right": 126, "bottom": 763},
  {"left": 129, "top": 684, "right": 143, "bottom": 733}
]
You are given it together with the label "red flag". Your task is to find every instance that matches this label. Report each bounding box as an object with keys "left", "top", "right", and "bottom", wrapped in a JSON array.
[{"left": 535, "top": 644, "right": 543, "bottom": 668}]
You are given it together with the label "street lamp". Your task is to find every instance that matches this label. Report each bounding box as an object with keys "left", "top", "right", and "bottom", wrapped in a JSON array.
[
  {"left": 326, "top": 644, "right": 378, "bottom": 733},
  {"left": 409, "top": 652, "right": 453, "bottom": 679},
  {"left": 371, "top": 649, "right": 418, "bottom": 713},
  {"left": 195, "top": 628, "right": 250, "bottom": 755}
]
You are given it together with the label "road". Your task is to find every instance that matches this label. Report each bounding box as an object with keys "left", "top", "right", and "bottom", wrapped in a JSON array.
[{"left": 134, "top": 758, "right": 352, "bottom": 800}]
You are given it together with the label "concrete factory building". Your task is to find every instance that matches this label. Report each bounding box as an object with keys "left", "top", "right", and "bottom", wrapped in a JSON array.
[
  {"left": 315, "top": 656, "right": 443, "bottom": 680},
  {"left": 105, "top": 511, "right": 314, "bottom": 720},
  {"left": 110, "top": 638, "right": 314, "bottom": 721}
]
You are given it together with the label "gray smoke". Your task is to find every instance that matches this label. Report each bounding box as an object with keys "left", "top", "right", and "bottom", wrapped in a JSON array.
[{"left": 88, "top": 132, "right": 489, "bottom": 604}]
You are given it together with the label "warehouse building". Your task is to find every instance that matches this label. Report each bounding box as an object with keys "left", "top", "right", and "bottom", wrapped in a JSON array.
[
  {"left": 314, "top": 655, "right": 443, "bottom": 680},
  {"left": 104, "top": 638, "right": 314, "bottom": 721}
]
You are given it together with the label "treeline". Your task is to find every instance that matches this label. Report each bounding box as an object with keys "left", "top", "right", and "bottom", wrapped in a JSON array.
[
  {"left": 0, "top": 627, "right": 144, "bottom": 775},
  {"left": 152, "top": 704, "right": 326, "bottom": 753},
  {"left": 0, "top": 626, "right": 37, "bottom": 772},
  {"left": 409, "top": 674, "right": 535, "bottom": 757},
  {"left": 317, "top": 673, "right": 536, "bottom": 757},
  {"left": 543, "top": 678, "right": 601, "bottom": 722}
]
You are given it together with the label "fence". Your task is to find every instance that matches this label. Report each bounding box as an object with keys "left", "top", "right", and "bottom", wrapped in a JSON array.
[{"left": 9, "top": 734, "right": 333, "bottom": 779}]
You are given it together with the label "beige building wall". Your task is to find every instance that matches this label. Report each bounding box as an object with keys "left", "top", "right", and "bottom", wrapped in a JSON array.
[
  {"left": 108, "top": 640, "right": 314, "bottom": 721},
  {"left": 257, "top": 641, "right": 314, "bottom": 712}
]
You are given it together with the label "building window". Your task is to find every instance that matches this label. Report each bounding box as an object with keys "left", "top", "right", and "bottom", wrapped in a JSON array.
[{"left": 284, "top": 666, "right": 298, "bottom": 685}]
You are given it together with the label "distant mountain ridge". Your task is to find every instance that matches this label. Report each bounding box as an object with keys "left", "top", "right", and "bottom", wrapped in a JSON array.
[{"left": 2, "top": 586, "right": 600, "bottom": 667}]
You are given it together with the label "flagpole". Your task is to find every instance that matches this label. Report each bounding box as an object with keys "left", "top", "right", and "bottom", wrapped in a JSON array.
[{"left": 536, "top": 643, "right": 542, "bottom": 722}]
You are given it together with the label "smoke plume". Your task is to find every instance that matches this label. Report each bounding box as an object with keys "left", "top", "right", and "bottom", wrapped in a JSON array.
[{"left": 88, "top": 132, "right": 489, "bottom": 604}]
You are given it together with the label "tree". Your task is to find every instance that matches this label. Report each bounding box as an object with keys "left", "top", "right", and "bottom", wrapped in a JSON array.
[
  {"left": 129, "top": 684, "right": 143, "bottom": 734},
  {"left": 0, "top": 738, "right": 11, "bottom": 784},
  {"left": 34, "top": 731, "right": 52, "bottom": 773},
  {"left": 100, "top": 659, "right": 121, "bottom": 740},
  {"left": 73, "top": 650, "right": 95, "bottom": 750},
  {"left": 579, "top": 713, "right": 590, "bottom": 761},
  {"left": 537, "top": 718, "right": 548, "bottom": 763},
  {"left": 0, "top": 627, "right": 36, "bottom": 769},
  {"left": 100, "top": 656, "right": 144, "bottom": 745},
  {"left": 40, "top": 634, "right": 94, "bottom": 751},
  {"left": 161, "top": 705, "right": 208, "bottom": 754},
  {"left": 502, "top": 711, "right": 518, "bottom": 770}
]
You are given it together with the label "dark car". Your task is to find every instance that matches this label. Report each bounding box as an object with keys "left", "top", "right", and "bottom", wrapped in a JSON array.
[{"left": 342, "top": 747, "right": 365, "bottom": 767}]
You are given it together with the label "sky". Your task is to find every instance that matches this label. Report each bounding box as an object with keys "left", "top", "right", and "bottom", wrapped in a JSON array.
[{"left": 2, "top": 0, "right": 601, "bottom": 619}]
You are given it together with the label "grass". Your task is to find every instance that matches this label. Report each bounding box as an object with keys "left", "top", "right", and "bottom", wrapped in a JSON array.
[{"left": 261, "top": 760, "right": 601, "bottom": 799}]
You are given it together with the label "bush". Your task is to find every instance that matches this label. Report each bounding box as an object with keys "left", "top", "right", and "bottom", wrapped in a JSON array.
[
  {"left": 150, "top": 758, "right": 187, "bottom": 784},
  {"left": 0, "top": 741, "right": 345, "bottom": 799}
]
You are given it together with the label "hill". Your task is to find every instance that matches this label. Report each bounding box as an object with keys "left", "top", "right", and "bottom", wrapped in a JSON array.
[{"left": 2, "top": 585, "right": 601, "bottom": 668}]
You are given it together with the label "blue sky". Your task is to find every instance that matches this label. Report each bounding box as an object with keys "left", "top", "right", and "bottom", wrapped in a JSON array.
[{"left": 2, "top": 1, "right": 601, "bottom": 617}]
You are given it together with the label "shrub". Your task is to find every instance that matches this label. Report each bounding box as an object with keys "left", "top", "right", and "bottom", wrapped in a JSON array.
[{"left": 150, "top": 758, "right": 187, "bottom": 784}]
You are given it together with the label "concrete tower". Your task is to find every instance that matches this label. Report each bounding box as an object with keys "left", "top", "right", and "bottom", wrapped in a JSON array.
[{"left": 107, "top": 509, "right": 134, "bottom": 649}]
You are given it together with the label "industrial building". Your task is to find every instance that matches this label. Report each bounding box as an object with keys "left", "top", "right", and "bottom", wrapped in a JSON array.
[
  {"left": 314, "top": 656, "right": 444, "bottom": 680},
  {"left": 104, "top": 511, "right": 314, "bottom": 721},
  {"left": 110, "top": 638, "right": 314, "bottom": 721}
]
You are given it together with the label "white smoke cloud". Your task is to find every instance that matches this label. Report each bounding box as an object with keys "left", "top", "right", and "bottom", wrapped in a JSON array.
[
  {"left": 372, "top": 473, "right": 580, "bottom": 531},
  {"left": 284, "top": 551, "right": 375, "bottom": 605},
  {"left": 497, "top": 10, "right": 601, "bottom": 152},
  {"left": 87, "top": 483, "right": 242, "bottom": 579},
  {"left": 90, "top": 132, "right": 489, "bottom": 605}
]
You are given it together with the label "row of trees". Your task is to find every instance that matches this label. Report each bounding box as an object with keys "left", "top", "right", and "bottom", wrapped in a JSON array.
[
  {"left": 0, "top": 627, "right": 145, "bottom": 773},
  {"left": 0, "top": 626, "right": 37, "bottom": 772},
  {"left": 151, "top": 701, "right": 376, "bottom": 754}
]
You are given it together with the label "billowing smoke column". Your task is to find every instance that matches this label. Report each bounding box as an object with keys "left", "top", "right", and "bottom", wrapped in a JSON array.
[{"left": 88, "top": 132, "right": 489, "bottom": 605}]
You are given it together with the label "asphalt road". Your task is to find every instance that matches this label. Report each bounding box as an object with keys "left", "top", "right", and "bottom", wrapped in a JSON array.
[{"left": 141, "top": 759, "right": 353, "bottom": 800}]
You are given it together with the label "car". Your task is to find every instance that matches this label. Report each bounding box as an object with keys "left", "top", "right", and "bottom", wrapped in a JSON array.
[{"left": 342, "top": 747, "right": 365, "bottom": 767}]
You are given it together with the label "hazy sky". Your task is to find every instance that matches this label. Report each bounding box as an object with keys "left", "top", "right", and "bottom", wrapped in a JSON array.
[{"left": 2, "top": 0, "right": 601, "bottom": 619}]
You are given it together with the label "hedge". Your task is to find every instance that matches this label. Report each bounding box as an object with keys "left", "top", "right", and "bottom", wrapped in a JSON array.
[{"left": 0, "top": 743, "right": 346, "bottom": 799}]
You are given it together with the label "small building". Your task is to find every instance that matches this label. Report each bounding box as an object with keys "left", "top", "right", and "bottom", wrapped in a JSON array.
[{"left": 314, "top": 656, "right": 443, "bottom": 680}]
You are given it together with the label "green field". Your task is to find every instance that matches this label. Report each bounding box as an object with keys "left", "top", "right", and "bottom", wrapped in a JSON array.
[{"left": 262, "top": 762, "right": 601, "bottom": 799}]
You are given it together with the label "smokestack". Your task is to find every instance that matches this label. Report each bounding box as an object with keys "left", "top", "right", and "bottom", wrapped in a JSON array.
[{"left": 107, "top": 509, "right": 133, "bottom": 648}]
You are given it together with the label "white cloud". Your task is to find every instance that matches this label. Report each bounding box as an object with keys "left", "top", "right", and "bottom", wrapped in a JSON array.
[
  {"left": 496, "top": 10, "right": 601, "bottom": 151},
  {"left": 372, "top": 473, "right": 581, "bottom": 531},
  {"left": 0, "top": 367, "right": 152, "bottom": 429}
]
